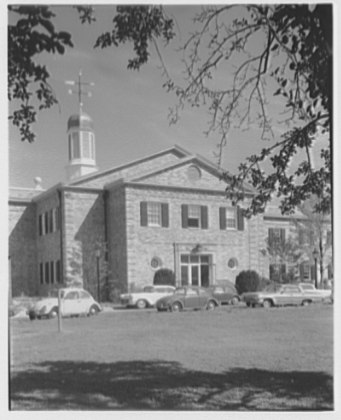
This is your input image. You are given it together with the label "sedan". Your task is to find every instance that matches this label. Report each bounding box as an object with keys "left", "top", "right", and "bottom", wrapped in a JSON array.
[
  {"left": 242, "top": 283, "right": 326, "bottom": 308},
  {"left": 156, "top": 286, "right": 219, "bottom": 312},
  {"left": 27, "top": 288, "right": 102, "bottom": 320},
  {"left": 207, "top": 284, "right": 240, "bottom": 305}
]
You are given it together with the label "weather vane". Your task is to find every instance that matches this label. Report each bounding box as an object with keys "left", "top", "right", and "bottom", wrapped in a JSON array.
[{"left": 65, "top": 70, "right": 94, "bottom": 113}]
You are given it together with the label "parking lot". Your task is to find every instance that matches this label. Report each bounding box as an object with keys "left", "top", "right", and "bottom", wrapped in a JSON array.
[{"left": 10, "top": 303, "right": 333, "bottom": 410}]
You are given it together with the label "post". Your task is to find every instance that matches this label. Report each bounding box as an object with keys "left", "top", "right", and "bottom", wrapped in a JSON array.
[
  {"left": 314, "top": 257, "right": 318, "bottom": 289},
  {"left": 58, "top": 289, "right": 63, "bottom": 333},
  {"left": 96, "top": 251, "right": 101, "bottom": 302},
  {"left": 313, "top": 248, "right": 318, "bottom": 289}
]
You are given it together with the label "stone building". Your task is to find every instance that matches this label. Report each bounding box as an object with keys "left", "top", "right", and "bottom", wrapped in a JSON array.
[{"left": 9, "top": 109, "right": 333, "bottom": 299}]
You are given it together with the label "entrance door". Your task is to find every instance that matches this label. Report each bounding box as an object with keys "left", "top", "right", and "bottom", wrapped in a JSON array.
[{"left": 180, "top": 254, "right": 211, "bottom": 287}]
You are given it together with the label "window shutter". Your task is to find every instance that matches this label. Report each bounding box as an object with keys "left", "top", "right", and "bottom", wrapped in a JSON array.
[
  {"left": 39, "top": 215, "right": 43, "bottom": 236},
  {"left": 140, "top": 201, "right": 148, "bottom": 226},
  {"left": 181, "top": 205, "right": 188, "bottom": 228},
  {"left": 268, "top": 228, "right": 274, "bottom": 247},
  {"left": 237, "top": 206, "right": 244, "bottom": 231},
  {"left": 201, "top": 206, "right": 208, "bottom": 229},
  {"left": 161, "top": 203, "right": 169, "bottom": 227},
  {"left": 299, "top": 263, "right": 304, "bottom": 281},
  {"left": 280, "top": 228, "right": 286, "bottom": 244},
  {"left": 219, "top": 207, "right": 226, "bottom": 230}
]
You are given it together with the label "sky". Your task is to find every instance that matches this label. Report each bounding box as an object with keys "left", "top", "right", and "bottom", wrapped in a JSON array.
[{"left": 6, "top": 1, "right": 320, "bottom": 190}]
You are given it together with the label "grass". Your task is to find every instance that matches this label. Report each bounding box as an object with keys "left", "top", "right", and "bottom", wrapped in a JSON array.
[{"left": 9, "top": 303, "right": 333, "bottom": 410}]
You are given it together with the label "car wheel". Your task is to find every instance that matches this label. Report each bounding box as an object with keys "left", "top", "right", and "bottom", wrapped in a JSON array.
[
  {"left": 246, "top": 302, "right": 251, "bottom": 307},
  {"left": 231, "top": 296, "right": 240, "bottom": 305},
  {"left": 136, "top": 299, "right": 148, "bottom": 310},
  {"left": 206, "top": 300, "right": 216, "bottom": 311},
  {"left": 29, "top": 313, "right": 36, "bottom": 321},
  {"left": 48, "top": 307, "right": 58, "bottom": 319},
  {"left": 171, "top": 302, "right": 182, "bottom": 312},
  {"left": 262, "top": 300, "right": 272, "bottom": 309},
  {"left": 89, "top": 305, "right": 100, "bottom": 316},
  {"left": 302, "top": 300, "right": 311, "bottom": 307}
]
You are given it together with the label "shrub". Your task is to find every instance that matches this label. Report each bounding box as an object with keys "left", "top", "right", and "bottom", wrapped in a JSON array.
[
  {"left": 235, "top": 270, "right": 261, "bottom": 294},
  {"left": 153, "top": 268, "right": 175, "bottom": 286}
]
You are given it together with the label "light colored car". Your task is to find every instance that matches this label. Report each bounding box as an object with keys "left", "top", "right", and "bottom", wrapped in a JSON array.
[
  {"left": 242, "top": 283, "right": 329, "bottom": 308},
  {"left": 28, "top": 288, "right": 102, "bottom": 320},
  {"left": 120, "top": 285, "right": 176, "bottom": 309},
  {"left": 298, "top": 283, "right": 332, "bottom": 302}
]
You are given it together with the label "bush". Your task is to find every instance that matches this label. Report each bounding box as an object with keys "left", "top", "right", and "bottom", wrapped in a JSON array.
[
  {"left": 235, "top": 270, "right": 262, "bottom": 294},
  {"left": 153, "top": 268, "right": 175, "bottom": 286}
]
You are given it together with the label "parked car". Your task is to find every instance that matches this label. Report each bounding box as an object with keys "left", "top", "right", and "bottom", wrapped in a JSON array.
[
  {"left": 27, "top": 288, "right": 102, "bottom": 320},
  {"left": 207, "top": 284, "right": 240, "bottom": 305},
  {"left": 120, "top": 285, "right": 176, "bottom": 309},
  {"left": 298, "top": 283, "right": 332, "bottom": 302},
  {"left": 242, "top": 283, "right": 328, "bottom": 308},
  {"left": 156, "top": 286, "right": 220, "bottom": 312}
]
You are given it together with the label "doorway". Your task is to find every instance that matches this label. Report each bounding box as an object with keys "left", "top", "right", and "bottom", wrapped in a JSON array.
[{"left": 180, "top": 254, "right": 211, "bottom": 287}]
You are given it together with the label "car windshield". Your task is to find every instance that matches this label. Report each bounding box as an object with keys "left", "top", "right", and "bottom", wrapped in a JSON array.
[{"left": 264, "top": 284, "right": 282, "bottom": 292}]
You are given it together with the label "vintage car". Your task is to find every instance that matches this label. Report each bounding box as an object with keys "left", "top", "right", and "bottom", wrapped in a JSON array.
[
  {"left": 119, "top": 285, "right": 176, "bottom": 309},
  {"left": 207, "top": 284, "right": 240, "bottom": 305},
  {"left": 242, "top": 283, "right": 329, "bottom": 308},
  {"left": 156, "top": 286, "right": 220, "bottom": 312},
  {"left": 298, "top": 283, "right": 332, "bottom": 302},
  {"left": 27, "top": 288, "right": 102, "bottom": 320}
]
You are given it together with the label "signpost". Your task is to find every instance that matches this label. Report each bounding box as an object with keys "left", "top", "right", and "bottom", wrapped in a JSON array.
[{"left": 58, "top": 289, "right": 64, "bottom": 332}]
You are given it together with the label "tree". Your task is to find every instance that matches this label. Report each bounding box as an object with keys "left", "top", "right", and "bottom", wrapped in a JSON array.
[
  {"left": 265, "top": 233, "right": 303, "bottom": 283},
  {"left": 153, "top": 268, "right": 175, "bottom": 286},
  {"left": 96, "top": 4, "right": 332, "bottom": 217},
  {"left": 295, "top": 197, "right": 332, "bottom": 287},
  {"left": 9, "top": 4, "right": 332, "bottom": 217},
  {"left": 8, "top": 5, "right": 73, "bottom": 142}
]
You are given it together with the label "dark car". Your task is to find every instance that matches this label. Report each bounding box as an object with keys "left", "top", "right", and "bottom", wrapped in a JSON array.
[
  {"left": 156, "top": 286, "right": 220, "bottom": 312},
  {"left": 207, "top": 284, "right": 240, "bottom": 305}
]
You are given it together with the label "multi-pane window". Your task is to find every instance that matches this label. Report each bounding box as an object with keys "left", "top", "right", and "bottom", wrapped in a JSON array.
[
  {"left": 188, "top": 205, "right": 201, "bottom": 227},
  {"left": 140, "top": 202, "right": 169, "bottom": 227},
  {"left": 38, "top": 206, "right": 60, "bottom": 236},
  {"left": 39, "top": 260, "right": 62, "bottom": 285},
  {"left": 268, "top": 228, "right": 285, "bottom": 246},
  {"left": 147, "top": 202, "right": 162, "bottom": 226},
  {"left": 181, "top": 204, "right": 208, "bottom": 229},
  {"left": 219, "top": 206, "right": 244, "bottom": 230}
]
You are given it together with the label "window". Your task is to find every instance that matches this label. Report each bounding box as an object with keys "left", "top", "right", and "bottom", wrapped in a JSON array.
[
  {"left": 140, "top": 202, "right": 169, "bottom": 227},
  {"left": 269, "top": 263, "right": 286, "bottom": 282},
  {"left": 72, "top": 132, "right": 80, "bottom": 158},
  {"left": 82, "top": 132, "right": 92, "bottom": 158},
  {"left": 151, "top": 257, "right": 162, "bottom": 269},
  {"left": 228, "top": 258, "right": 238, "bottom": 269},
  {"left": 40, "top": 263, "right": 44, "bottom": 284},
  {"left": 181, "top": 204, "right": 208, "bottom": 229},
  {"left": 38, "top": 207, "right": 61, "bottom": 236},
  {"left": 268, "top": 228, "right": 285, "bottom": 246},
  {"left": 187, "top": 165, "right": 201, "bottom": 182},
  {"left": 220, "top": 206, "right": 244, "bottom": 230}
]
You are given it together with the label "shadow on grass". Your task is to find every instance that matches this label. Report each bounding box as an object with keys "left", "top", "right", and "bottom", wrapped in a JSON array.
[{"left": 10, "top": 360, "right": 333, "bottom": 411}]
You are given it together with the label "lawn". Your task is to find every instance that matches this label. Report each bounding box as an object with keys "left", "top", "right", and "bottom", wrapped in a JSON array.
[{"left": 9, "top": 304, "right": 333, "bottom": 410}]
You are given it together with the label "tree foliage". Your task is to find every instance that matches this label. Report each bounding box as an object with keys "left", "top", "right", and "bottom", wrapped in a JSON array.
[
  {"left": 8, "top": 5, "right": 73, "bottom": 142},
  {"left": 235, "top": 270, "right": 261, "bottom": 294},
  {"left": 8, "top": 4, "right": 332, "bottom": 217}
]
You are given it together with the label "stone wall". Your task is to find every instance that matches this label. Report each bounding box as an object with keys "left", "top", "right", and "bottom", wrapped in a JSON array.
[{"left": 9, "top": 202, "right": 37, "bottom": 296}]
